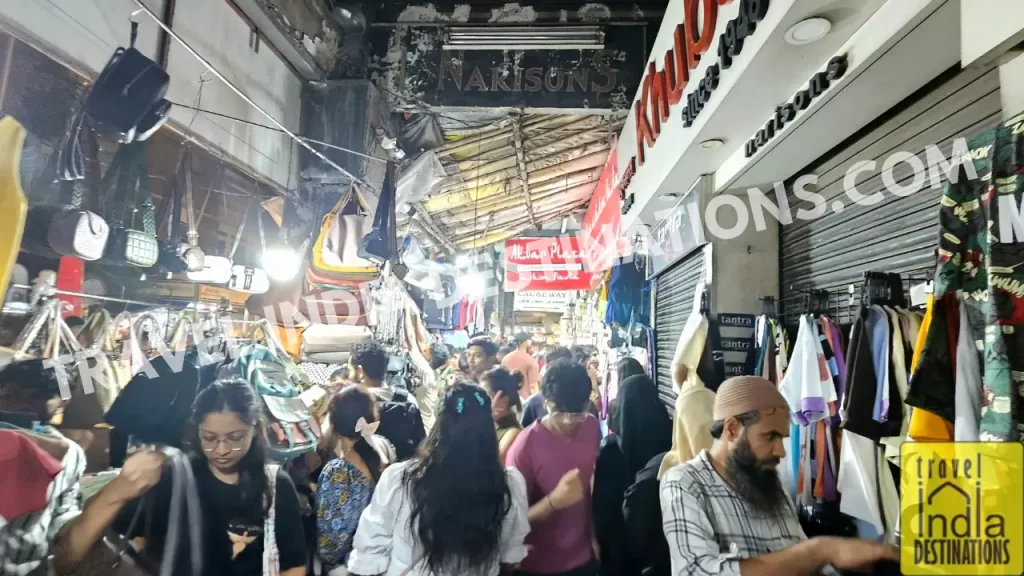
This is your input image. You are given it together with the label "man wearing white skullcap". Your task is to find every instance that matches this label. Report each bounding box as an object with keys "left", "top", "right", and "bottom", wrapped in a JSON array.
[{"left": 660, "top": 376, "right": 897, "bottom": 576}]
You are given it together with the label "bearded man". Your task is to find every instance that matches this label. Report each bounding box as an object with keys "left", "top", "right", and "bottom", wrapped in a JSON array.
[{"left": 660, "top": 376, "right": 897, "bottom": 576}]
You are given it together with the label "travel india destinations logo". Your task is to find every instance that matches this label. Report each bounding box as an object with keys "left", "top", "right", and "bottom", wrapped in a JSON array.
[{"left": 900, "top": 442, "right": 1023, "bottom": 575}]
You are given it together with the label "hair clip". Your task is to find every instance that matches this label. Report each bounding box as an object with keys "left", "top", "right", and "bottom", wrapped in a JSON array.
[
  {"left": 457, "top": 397, "right": 465, "bottom": 414},
  {"left": 474, "top": 391, "right": 486, "bottom": 406}
]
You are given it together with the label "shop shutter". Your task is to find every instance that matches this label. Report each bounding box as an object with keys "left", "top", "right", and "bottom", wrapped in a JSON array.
[
  {"left": 780, "top": 64, "right": 1001, "bottom": 324},
  {"left": 653, "top": 247, "right": 706, "bottom": 411}
]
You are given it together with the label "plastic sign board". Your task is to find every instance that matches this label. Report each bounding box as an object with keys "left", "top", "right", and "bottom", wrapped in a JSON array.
[{"left": 504, "top": 237, "right": 596, "bottom": 291}]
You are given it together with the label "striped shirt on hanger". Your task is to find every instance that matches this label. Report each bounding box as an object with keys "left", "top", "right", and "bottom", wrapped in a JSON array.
[{"left": 0, "top": 431, "right": 86, "bottom": 576}]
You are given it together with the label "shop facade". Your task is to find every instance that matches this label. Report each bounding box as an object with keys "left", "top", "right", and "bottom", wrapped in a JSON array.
[{"left": 611, "top": 0, "right": 997, "bottom": 388}]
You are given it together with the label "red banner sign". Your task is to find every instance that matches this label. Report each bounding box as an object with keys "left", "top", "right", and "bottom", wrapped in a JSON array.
[
  {"left": 581, "top": 142, "right": 625, "bottom": 273},
  {"left": 504, "top": 237, "right": 596, "bottom": 291}
]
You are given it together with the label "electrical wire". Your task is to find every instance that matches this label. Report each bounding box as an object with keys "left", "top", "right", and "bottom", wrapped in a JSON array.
[{"left": 129, "top": 0, "right": 379, "bottom": 191}]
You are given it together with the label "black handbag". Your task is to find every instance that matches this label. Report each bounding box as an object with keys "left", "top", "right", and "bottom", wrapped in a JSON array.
[
  {"left": 86, "top": 22, "right": 170, "bottom": 144},
  {"left": 359, "top": 162, "right": 397, "bottom": 264},
  {"left": 103, "top": 141, "right": 159, "bottom": 267}
]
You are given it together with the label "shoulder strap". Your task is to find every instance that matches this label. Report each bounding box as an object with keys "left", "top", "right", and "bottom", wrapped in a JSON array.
[
  {"left": 391, "top": 387, "right": 409, "bottom": 403},
  {"left": 263, "top": 464, "right": 281, "bottom": 576}
]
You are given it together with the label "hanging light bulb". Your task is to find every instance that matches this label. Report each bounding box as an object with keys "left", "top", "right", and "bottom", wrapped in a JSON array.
[{"left": 264, "top": 246, "right": 300, "bottom": 281}]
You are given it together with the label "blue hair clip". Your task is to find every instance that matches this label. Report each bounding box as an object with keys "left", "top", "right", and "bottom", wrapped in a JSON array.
[
  {"left": 474, "top": 391, "right": 486, "bottom": 406},
  {"left": 457, "top": 397, "right": 465, "bottom": 414}
]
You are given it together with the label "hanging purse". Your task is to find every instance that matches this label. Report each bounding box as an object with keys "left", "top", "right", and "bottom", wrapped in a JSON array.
[
  {"left": 359, "top": 164, "right": 398, "bottom": 264},
  {"left": 85, "top": 21, "right": 170, "bottom": 144},
  {"left": 153, "top": 151, "right": 188, "bottom": 274},
  {"left": 49, "top": 123, "right": 110, "bottom": 261},
  {"left": 105, "top": 141, "right": 159, "bottom": 268},
  {"left": 311, "top": 184, "right": 378, "bottom": 275},
  {"left": 226, "top": 200, "right": 270, "bottom": 294}
]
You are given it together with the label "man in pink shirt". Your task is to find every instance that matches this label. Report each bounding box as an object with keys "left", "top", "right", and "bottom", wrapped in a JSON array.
[{"left": 502, "top": 332, "right": 540, "bottom": 399}]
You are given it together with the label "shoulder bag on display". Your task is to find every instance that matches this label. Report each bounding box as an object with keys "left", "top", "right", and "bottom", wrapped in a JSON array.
[
  {"left": 85, "top": 21, "right": 170, "bottom": 144},
  {"left": 312, "top": 184, "right": 378, "bottom": 275},
  {"left": 359, "top": 162, "right": 398, "bottom": 264},
  {"left": 226, "top": 200, "right": 270, "bottom": 294},
  {"left": 103, "top": 142, "right": 159, "bottom": 268},
  {"left": 61, "top": 308, "right": 123, "bottom": 428},
  {"left": 48, "top": 114, "right": 110, "bottom": 260}
]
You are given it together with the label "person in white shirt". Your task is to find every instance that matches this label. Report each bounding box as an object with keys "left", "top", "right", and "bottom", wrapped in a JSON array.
[{"left": 347, "top": 381, "right": 530, "bottom": 576}]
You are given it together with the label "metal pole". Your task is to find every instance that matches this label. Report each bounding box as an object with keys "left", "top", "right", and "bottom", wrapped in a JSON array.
[{"left": 129, "top": 0, "right": 370, "bottom": 189}]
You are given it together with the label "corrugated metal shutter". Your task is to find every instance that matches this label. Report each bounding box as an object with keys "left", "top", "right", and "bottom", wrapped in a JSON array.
[
  {"left": 780, "top": 64, "right": 1001, "bottom": 324},
  {"left": 653, "top": 248, "right": 706, "bottom": 411}
]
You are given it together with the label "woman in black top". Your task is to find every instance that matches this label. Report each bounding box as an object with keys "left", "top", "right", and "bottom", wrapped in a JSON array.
[
  {"left": 113, "top": 379, "right": 308, "bottom": 576},
  {"left": 593, "top": 374, "right": 671, "bottom": 576}
]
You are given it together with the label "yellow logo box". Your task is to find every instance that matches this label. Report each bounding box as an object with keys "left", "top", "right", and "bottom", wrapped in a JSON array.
[{"left": 900, "top": 442, "right": 1023, "bottom": 576}]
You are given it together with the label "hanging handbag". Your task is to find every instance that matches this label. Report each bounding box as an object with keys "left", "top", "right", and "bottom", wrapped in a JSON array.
[
  {"left": 153, "top": 150, "right": 189, "bottom": 274},
  {"left": 49, "top": 123, "right": 109, "bottom": 261},
  {"left": 85, "top": 21, "right": 170, "bottom": 144},
  {"left": 311, "top": 184, "right": 378, "bottom": 275},
  {"left": 359, "top": 164, "right": 398, "bottom": 264},
  {"left": 226, "top": 200, "right": 269, "bottom": 294},
  {"left": 104, "top": 141, "right": 159, "bottom": 267}
]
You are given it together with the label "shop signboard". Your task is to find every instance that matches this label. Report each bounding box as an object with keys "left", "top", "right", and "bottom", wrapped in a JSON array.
[
  {"left": 378, "top": 26, "right": 645, "bottom": 110},
  {"left": 581, "top": 141, "right": 628, "bottom": 273},
  {"left": 719, "top": 337, "right": 751, "bottom": 352},
  {"left": 514, "top": 291, "right": 576, "bottom": 313},
  {"left": 504, "top": 236, "right": 596, "bottom": 291},
  {"left": 719, "top": 313, "right": 755, "bottom": 328},
  {"left": 724, "top": 362, "right": 746, "bottom": 377},
  {"left": 647, "top": 183, "right": 704, "bottom": 279},
  {"left": 617, "top": 0, "right": 773, "bottom": 213}
]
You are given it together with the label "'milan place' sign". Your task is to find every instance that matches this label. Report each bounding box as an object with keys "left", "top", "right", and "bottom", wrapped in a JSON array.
[{"left": 619, "top": 0, "right": 770, "bottom": 214}]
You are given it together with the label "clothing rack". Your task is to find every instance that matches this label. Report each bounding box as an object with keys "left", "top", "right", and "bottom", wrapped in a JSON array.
[{"left": 779, "top": 268, "right": 933, "bottom": 326}]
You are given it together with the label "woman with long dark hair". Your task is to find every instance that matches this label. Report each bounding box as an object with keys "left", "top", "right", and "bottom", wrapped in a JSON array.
[
  {"left": 316, "top": 386, "right": 394, "bottom": 575},
  {"left": 347, "top": 381, "right": 530, "bottom": 575},
  {"left": 479, "top": 367, "right": 524, "bottom": 463}
]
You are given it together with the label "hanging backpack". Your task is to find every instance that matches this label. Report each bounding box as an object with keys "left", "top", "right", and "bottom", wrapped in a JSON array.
[{"left": 376, "top": 387, "right": 425, "bottom": 462}]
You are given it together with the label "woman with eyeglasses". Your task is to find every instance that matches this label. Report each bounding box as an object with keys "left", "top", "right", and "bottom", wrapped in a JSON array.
[
  {"left": 506, "top": 360, "right": 601, "bottom": 576},
  {"left": 109, "top": 378, "right": 308, "bottom": 576}
]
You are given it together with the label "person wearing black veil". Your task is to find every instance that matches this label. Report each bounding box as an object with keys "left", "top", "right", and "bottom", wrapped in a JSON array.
[{"left": 592, "top": 374, "right": 671, "bottom": 575}]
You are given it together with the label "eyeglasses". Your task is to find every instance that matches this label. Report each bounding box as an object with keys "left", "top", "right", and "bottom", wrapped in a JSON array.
[{"left": 199, "top": 433, "right": 251, "bottom": 452}]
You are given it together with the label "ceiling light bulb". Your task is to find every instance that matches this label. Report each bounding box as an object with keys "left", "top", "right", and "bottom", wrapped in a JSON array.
[
  {"left": 785, "top": 17, "right": 831, "bottom": 46},
  {"left": 699, "top": 139, "right": 724, "bottom": 149},
  {"left": 264, "top": 246, "right": 301, "bottom": 281}
]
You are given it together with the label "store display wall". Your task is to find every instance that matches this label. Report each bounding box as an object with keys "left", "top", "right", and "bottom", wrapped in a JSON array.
[{"left": 779, "top": 64, "right": 1001, "bottom": 324}]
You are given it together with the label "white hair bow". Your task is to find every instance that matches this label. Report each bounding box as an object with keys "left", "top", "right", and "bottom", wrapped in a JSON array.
[{"left": 354, "top": 418, "right": 380, "bottom": 441}]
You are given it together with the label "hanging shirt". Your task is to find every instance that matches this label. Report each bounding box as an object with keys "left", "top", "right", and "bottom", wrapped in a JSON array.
[
  {"left": 779, "top": 316, "right": 837, "bottom": 426},
  {"left": 865, "top": 306, "right": 892, "bottom": 423},
  {"left": 954, "top": 294, "right": 983, "bottom": 442},
  {"left": 907, "top": 295, "right": 954, "bottom": 441}
]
